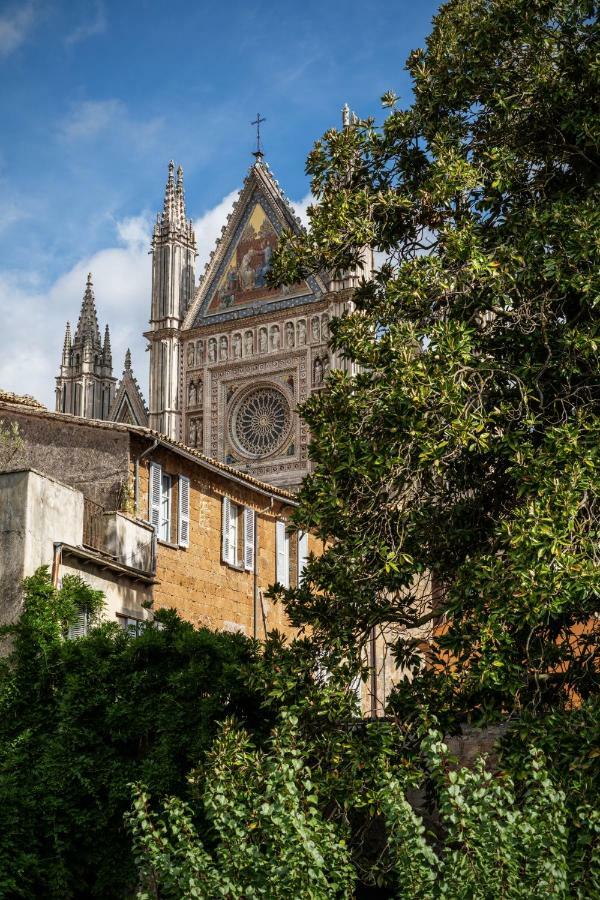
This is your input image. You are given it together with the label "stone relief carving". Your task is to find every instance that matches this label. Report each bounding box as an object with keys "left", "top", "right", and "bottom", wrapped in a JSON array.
[
  {"left": 259, "top": 327, "right": 268, "bottom": 353},
  {"left": 187, "top": 343, "right": 195, "bottom": 367},
  {"left": 219, "top": 335, "right": 228, "bottom": 360},
  {"left": 208, "top": 338, "right": 217, "bottom": 362},
  {"left": 297, "top": 319, "right": 306, "bottom": 345},
  {"left": 285, "top": 321, "right": 295, "bottom": 348},
  {"left": 195, "top": 339, "right": 203, "bottom": 364},
  {"left": 244, "top": 330, "right": 254, "bottom": 356},
  {"left": 269, "top": 324, "right": 280, "bottom": 351},
  {"left": 311, "top": 316, "right": 320, "bottom": 343},
  {"left": 321, "top": 313, "right": 329, "bottom": 340},
  {"left": 232, "top": 332, "right": 242, "bottom": 359}
]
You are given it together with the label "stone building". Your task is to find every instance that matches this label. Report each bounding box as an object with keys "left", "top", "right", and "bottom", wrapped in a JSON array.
[
  {"left": 0, "top": 393, "right": 310, "bottom": 639},
  {"left": 56, "top": 273, "right": 148, "bottom": 427}
]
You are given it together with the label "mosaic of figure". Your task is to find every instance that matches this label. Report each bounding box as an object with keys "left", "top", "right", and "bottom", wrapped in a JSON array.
[
  {"left": 219, "top": 336, "right": 228, "bottom": 360},
  {"left": 209, "top": 204, "right": 278, "bottom": 312},
  {"left": 244, "top": 330, "right": 254, "bottom": 356},
  {"left": 285, "top": 321, "right": 295, "bottom": 348},
  {"left": 270, "top": 325, "right": 281, "bottom": 351},
  {"left": 208, "top": 338, "right": 217, "bottom": 362},
  {"left": 311, "top": 316, "right": 321, "bottom": 343},
  {"left": 232, "top": 333, "right": 242, "bottom": 359}
]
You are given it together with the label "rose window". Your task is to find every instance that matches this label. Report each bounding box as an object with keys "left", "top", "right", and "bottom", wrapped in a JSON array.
[{"left": 232, "top": 387, "right": 291, "bottom": 457}]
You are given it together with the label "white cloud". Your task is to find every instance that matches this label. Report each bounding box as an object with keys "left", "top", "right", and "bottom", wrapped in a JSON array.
[
  {"left": 59, "top": 99, "right": 163, "bottom": 148},
  {"left": 0, "top": 214, "right": 152, "bottom": 409},
  {"left": 0, "top": 189, "right": 316, "bottom": 410},
  {"left": 193, "top": 190, "right": 239, "bottom": 272},
  {"left": 0, "top": 3, "right": 35, "bottom": 57},
  {"left": 65, "top": 1, "right": 106, "bottom": 46},
  {"left": 291, "top": 193, "right": 313, "bottom": 228}
]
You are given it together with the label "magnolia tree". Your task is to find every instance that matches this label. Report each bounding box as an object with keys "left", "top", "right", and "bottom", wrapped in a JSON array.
[{"left": 268, "top": 0, "right": 600, "bottom": 720}]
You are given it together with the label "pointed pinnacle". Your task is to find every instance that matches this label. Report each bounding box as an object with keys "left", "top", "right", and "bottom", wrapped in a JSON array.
[
  {"left": 63, "top": 321, "right": 72, "bottom": 349},
  {"left": 125, "top": 348, "right": 132, "bottom": 370},
  {"left": 103, "top": 323, "right": 112, "bottom": 352}
]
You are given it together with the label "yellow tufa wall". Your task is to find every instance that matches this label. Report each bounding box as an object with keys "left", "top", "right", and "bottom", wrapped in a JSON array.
[{"left": 131, "top": 437, "right": 318, "bottom": 639}]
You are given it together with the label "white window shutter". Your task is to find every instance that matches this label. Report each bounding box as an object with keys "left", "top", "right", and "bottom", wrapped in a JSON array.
[
  {"left": 149, "top": 463, "right": 162, "bottom": 531},
  {"left": 244, "top": 508, "right": 255, "bottom": 571},
  {"left": 68, "top": 608, "right": 89, "bottom": 640},
  {"left": 276, "top": 520, "right": 289, "bottom": 588},
  {"left": 222, "top": 497, "right": 231, "bottom": 563},
  {"left": 178, "top": 475, "right": 190, "bottom": 547},
  {"left": 298, "top": 531, "right": 309, "bottom": 583}
]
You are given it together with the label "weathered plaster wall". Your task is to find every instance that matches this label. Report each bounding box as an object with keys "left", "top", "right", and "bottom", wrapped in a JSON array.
[{"left": 0, "top": 469, "right": 83, "bottom": 624}]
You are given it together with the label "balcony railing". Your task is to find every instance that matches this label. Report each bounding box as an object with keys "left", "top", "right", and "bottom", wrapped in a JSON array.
[{"left": 83, "top": 498, "right": 106, "bottom": 553}]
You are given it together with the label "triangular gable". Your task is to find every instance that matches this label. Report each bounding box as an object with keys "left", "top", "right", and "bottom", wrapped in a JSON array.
[
  {"left": 184, "top": 162, "right": 325, "bottom": 330},
  {"left": 109, "top": 362, "right": 148, "bottom": 427}
]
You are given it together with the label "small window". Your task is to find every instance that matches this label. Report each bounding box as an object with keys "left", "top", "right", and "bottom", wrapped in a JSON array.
[
  {"left": 298, "top": 531, "right": 309, "bottom": 584},
  {"left": 67, "top": 607, "right": 90, "bottom": 640},
  {"left": 222, "top": 498, "right": 254, "bottom": 569},
  {"left": 149, "top": 463, "right": 172, "bottom": 543},
  {"left": 276, "top": 520, "right": 290, "bottom": 588},
  {"left": 117, "top": 614, "right": 147, "bottom": 637}
]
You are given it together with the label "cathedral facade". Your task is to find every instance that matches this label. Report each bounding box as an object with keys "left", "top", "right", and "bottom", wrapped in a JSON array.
[
  {"left": 146, "top": 152, "right": 367, "bottom": 491},
  {"left": 57, "top": 132, "right": 369, "bottom": 491}
]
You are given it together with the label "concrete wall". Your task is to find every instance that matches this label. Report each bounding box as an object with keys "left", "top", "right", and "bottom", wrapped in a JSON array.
[
  {"left": 0, "top": 469, "right": 83, "bottom": 623},
  {"left": 101, "top": 511, "right": 154, "bottom": 572},
  {"left": 60, "top": 554, "right": 153, "bottom": 624},
  {"left": 0, "top": 405, "right": 130, "bottom": 508}
]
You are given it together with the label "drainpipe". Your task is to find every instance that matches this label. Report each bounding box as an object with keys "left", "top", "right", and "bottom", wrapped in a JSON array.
[
  {"left": 253, "top": 512, "right": 259, "bottom": 640},
  {"left": 51, "top": 543, "right": 63, "bottom": 588},
  {"left": 370, "top": 626, "right": 378, "bottom": 719}
]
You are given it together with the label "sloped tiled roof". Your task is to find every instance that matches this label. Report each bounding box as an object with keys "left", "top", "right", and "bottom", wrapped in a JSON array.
[{"left": 0, "top": 397, "right": 296, "bottom": 503}]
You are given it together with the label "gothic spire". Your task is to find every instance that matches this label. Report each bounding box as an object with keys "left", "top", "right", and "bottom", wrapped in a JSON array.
[
  {"left": 124, "top": 347, "right": 132, "bottom": 370},
  {"left": 176, "top": 164, "right": 186, "bottom": 227},
  {"left": 103, "top": 323, "right": 112, "bottom": 365},
  {"left": 73, "top": 273, "right": 102, "bottom": 349},
  {"left": 61, "top": 322, "right": 72, "bottom": 366},
  {"left": 161, "top": 160, "right": 176, "bottom": 225}
]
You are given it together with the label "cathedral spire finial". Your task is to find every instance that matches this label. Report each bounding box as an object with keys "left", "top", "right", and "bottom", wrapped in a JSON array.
[
  {"left": 251, "top": 113, "right": 266, "bottom": 160},
  {"left": 124, "top": 348, "right": 132, "bottom": 370}
]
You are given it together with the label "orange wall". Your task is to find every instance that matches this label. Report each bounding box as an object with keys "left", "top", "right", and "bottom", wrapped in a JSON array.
[{"left": 132, "top": 439, "right": 317, "bottom": 639}]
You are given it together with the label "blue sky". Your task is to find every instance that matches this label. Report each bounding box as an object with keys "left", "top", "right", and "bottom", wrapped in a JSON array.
[{"left": 0, "top": 0, "right": 440, "bottom": 406}]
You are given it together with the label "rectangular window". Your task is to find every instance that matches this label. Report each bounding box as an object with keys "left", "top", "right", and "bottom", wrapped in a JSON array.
[
  {"left": 222, "top": 498, "right": 254, "bottom": 569},
  {"left": 298, "top": 531, "right": 309, "bottom": 584},
  {"left": 276, "top": 520, "right": 290, "bottom": 588},
  {"left": 116, "top": 614, "right": 147, "bottom": 637},
  {"left": 149, "top": 462, "right": 172, "bottom": 543},
  {"left": 178, "top": 475, "right": 190, "bottom": 548},
  {"left": 67, "top": 607, "right": 89, "bottom": 640}
]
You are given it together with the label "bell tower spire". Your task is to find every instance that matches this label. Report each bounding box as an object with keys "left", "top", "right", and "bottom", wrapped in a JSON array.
[
  {"left": 55, "top": 273, "right": 117, "bottom": 419},
  {"left": 146, "top": 159, "right": 197, "bottom": 439}
]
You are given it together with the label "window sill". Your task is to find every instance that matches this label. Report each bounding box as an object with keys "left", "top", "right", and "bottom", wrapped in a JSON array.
[
  {"left": 157, "top": 539, "right": 185, "bottom": 550},
  {"left": 223, "top": 560, "right": 250, "bottom": 572}
]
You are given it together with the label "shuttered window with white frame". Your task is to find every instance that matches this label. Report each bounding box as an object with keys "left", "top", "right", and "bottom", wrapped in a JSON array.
[
  {"left": 244, "top": 508, "right": 255, "bottom": 572},
  {"left": 178, "top": 475, "right": 190, "bottom": 547},
  {"left": 276, "top": 520, "right": 290, "bottom": 588},
  {"left": 222, "top": 496, "right": 231, "bottom": 563},
  {"left": 149, "top": 462, "right": 162, "bottom": 531},
  {"left": 298, "top": 531, "right": 309, "bottom": 583},
  {"left": 160, "top": 473, "right": 171, "bottom": 542}
]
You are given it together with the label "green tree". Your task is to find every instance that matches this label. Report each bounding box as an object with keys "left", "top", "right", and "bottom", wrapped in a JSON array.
[
  {"left": 0, "top": 569, "right": 268, "bottom": 899},
  {"left": 269, "top": 0, "right": 600, "bottom": 720},
  {"left": 129, "top": 718, "right": 573, "bottom": 899}
]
